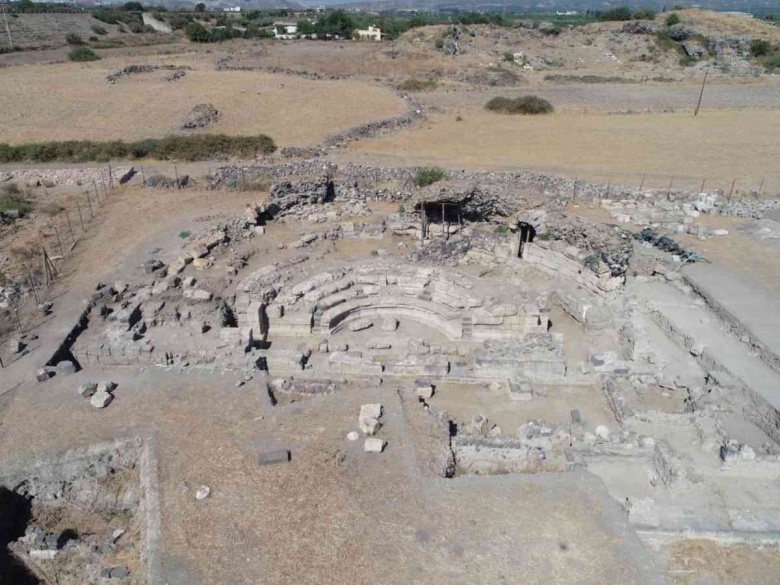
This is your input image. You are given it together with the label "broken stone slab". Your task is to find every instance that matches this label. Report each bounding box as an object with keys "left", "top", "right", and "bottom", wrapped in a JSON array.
[
  {"left": 570, "top": 409, "right": 582, "bottom": 425},
  {"left": 367, "top": 341, "right": 392, "bottom": 350},
  {"left": 114, "top": 280, "right": 128, "bottom": 294},
  {"left": 595, "top": 425, "right": 610, "bottom": 440},
  {"left": 78, "top": 382, "right": 98, "bottom": 397},
  {"left": 468, "top": 414, "right": 489, "bottom": 436},
  {"left": 348, "top": 318, "right": 373, "bottom": 332},
  {"left": 508, "top": 379, "right": 533, "bottom": 402},
  {"left": 415, "top": 379, "right": 435, "bottom": 400},
  {"left": 35, "top": 367, "right": 55, "bottom": 383},
  {"left": 90, "top": 390, "right": 113, "bottom": 409},
  {"left": 360, "top": 403, "right": 383, "bottom": 420},
  {"left": 144, "top": 259, "right": 164, "bottom": 274},
  {"left": 195, "top": 486, "right": 211, "bottom": 500},
  {"left": 192, "top": 257, "right": 213, "bottom": 271},
  {"left": 359, "top": 416, "right": 382, "bottom": 436},
  {"left": 56, "top": 360, "right": 77, "bottom": 374},
  {"left": 380, "top": 316, "right": 399, "bottom": 332},
  {"left": 189, "top": 244, "right": 209, "bottom": 259},
  {"left": 183, "top": 289, "right": 212, "bottom": 302},
  {"left": 364, "top": 438, "right": 386, "bottom": 453},
  {"left": 257, "top": 449, "right": 291, "bottom": 466},
  {"left": 167, "top": 259, "right": 188, "bottom": 276}
]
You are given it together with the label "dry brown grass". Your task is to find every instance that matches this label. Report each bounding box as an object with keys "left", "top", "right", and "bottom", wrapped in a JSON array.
[
  {"left": 350, "top": 108, "right": 780, "bottom": 193},
  {"left": 665, "top": 539, "right": 780, "bottom": 584},
  {"left": 0, "top": 56, "right": 406, "bottom": 147}
]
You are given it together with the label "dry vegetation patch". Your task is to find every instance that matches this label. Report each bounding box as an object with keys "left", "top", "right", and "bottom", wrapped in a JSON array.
[{"left": 0, "top": 58, "right": 406, "bottom": 147}]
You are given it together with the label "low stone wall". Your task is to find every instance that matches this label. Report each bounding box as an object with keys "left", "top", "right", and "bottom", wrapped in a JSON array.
[{"left": 523, "top": 241, "right": 624, "bottom": 296}]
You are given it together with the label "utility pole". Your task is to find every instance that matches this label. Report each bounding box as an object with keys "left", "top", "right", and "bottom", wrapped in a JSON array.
[{"left": 1, "top": 7, "right": 13, "bottom": 51}]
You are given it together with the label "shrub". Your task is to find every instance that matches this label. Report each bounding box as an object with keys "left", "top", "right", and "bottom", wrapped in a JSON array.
[
  {"left": 415, "top": 167, "right": 446, "bottom": 188},
  {"left": 485, "top": 95, "right": 554, "bottom": 115},
  {"left": 398, "top": 78, "right": 437, "bottom": 92},
  {"left": 91, "top": 24, "right": 108, "bottom": 35},
  {"left": 600, "top": 7, "right": 633, "bottom": 22},
  {"left": 583, "top": 254, "right": 600, "bottom": 270},
  {"left": 0, "top": 184, "right": 33, "bottom": 217},
  {"left": 750, "top": 39, "right": 771, "bottom": 57},
  {"left": 178, "top": 230, "right": 191, "bottom": 239},
  {"left": 765, "top": 55, "right": 780, "bottom": 70},
  {"left": 0, "top": 134, "right": 276, "bottom": 163},
  {"left": 665, "top": 13, "right": 681, "bottom": 26},
  {"left": 496, "top": 224, "right": 508, "bottom": 235},
  {"left": 66, "top": 33, "right": 84, "bottom": 45},
  {"left": 67, "top": 47, "right": 100, "bottom": 62},
  {"left": 503, "top": 52, "right": 515, "bottom": 62},
  {"left": 633, "top": 9, "right": 657, "bottom": 20}
]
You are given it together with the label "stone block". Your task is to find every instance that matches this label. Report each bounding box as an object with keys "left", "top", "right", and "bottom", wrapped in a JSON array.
[
  {"left": 360, "top": 403, "right": 383, "bottom": 420},
  {"left": 415, "top": 379, "right": 434, "bottom": 400},
  {"left": 78, "top": 382, "right": 97, "bottom": 397},
  {"left": 380, "top": 316, "right": 399, "bottom": 332},
  {"left": 90, "top": 390, "right": 113, "bottom": 408},
  {"left": 192, "top": 257, "right": 213, "bottom": 271},
  {"left": 348, "top": 318, "right": 373, "bottom": 332},
  {"left": 359, "top": 417, "right": 382, "bottom": 436},
  {"left": 508, "top": 379, "right": 533, "bottom": 401},
  {"left": 257, "top": 449, "right": 291, "bottom": 466},
  {"left": 364, "top": 438, "right": 386, "bottom": 453}
]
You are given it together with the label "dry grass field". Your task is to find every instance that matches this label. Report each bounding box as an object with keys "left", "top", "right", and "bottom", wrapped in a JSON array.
[
  {"left": 0, "top": 56, "right": 406, "bottom": 147},
  {"left": 350, "top": 108, "right": 780, "bottom": 193}
]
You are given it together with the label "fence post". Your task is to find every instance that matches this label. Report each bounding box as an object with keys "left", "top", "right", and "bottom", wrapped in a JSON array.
[
  {"left": 54, "top": 227, "right": 64, "bottom": 257},
  {"left": 76, "top": 200, "right": 86, "bottom": 231},
  {"left": 85, "top": 192, "right": 93, "bottom": 219},
  {"left": 728, "top": 178, "right": 736, "bottom": 202},
  {"left": 65, "top": 210, "right": 75, "bottom": 242}
]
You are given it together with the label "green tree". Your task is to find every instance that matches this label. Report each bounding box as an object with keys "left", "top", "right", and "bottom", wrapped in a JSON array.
[
  {"left": 186, "top": 21, "right": 210, "bottom": 42},
  {"left": 314, "top": 10, "right": 356, "bottom": 38},
  {"left": 297, "top": 19, "right": 314, "bottom": 35},
  {"left": 17, "top": 0, "right": 34, "bottom": 12},
  {"left": 195, "top": 3, "right": 206, "bottom": 13},
  {"left": 122, "top": 2, "right": 144, "bottom": 11}
]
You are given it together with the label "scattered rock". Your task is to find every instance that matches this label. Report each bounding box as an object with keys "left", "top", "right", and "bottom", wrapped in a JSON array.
[
  {"left": 348, "top": 318, "right": 373, "bottom": 332},
  {"left": 195, "top": 486, "right": 211, "bottom": 500},
  {"left": 181, "top": 103, "right": 219, "bottom": 130}
]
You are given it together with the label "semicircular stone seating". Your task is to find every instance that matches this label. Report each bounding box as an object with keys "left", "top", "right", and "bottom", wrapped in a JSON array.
[{"left": 237, "top": 263, "right": 550, "bottom": 342}]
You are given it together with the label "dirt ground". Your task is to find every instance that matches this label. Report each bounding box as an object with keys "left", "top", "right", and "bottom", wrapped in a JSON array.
[
  {"left": 349, "top": 108, "right": 780, "bottom": 194},
  {"left": 0, "top": 55, "right": 406, "bottom": 147}
]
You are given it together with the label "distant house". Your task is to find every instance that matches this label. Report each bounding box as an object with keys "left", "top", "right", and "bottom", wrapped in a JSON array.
[
  {"left": 274, "top": 21, "right": 298, "bottom": 39},
  {"left": 223, "top": 6, "right": 241, "bottom": 12},
  {"left": 355, "top": 25, "right": 382, "bottom": 42}
]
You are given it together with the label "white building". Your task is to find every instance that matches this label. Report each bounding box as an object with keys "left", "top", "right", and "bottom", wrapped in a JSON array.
[
  {"left": 273, "top": 21, "right": 298, "bottom": 39},
  {"left": 355, "top": 25, "right": 382, "bottom": 41}
]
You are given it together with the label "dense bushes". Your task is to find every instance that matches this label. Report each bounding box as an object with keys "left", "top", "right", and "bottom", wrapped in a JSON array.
[
  {"left": 415, "top": 167, "right": 446, "bottom": 188},
  {"left": 0, "top": 134, "right": 277, "bottom": 163},
  {"left": 65, "top": 32, "right": 84, "bottom": 45},
  {"left": 750, "top": 39, "right": 771, "bottom": 57},
  {"left": 665, "top": 13, "right": 681, "bottom": 26},
  {"left": 67, "top": 47, "right": 100, "bottom": 61},
  {"left": 599, "top": 6, "right": 657, "bottom": 22},
  {"left": 485, "top": 95, "right": 554, "bottom": 115}
]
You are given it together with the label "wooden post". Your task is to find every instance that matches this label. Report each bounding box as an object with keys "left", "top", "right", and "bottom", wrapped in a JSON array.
[
  {"left": 638, "top": 173, "right": 646, "bottom": 195},
  {"left": 700, "top": 178, "right": 706, "bottom": 193},
  {"left": 108, "top": 164, "right": 114, "bottom": 189},
  {"left": 757, "top": 178, "right": 764, "bottom": 199},
  {"left": 54, "top": 227, "right": 64, "bottom": 257},
  {"left": 174, "top": 165, "right": 180, "bottom": 190},
  {"left": 13, "top": 307, "right": 22, "bottom": 334},
  {"left": 85, "top": 191, "right": 93, "bottom": 219},
  {"left": 76, "top": 200, "right": 86, "bottom": 231},
  {"left": 728, "top": 178, "right": 736, "bottom": 202},
  {"left": 65, "top": 210, "right": 75, "bottom": 242},
  {"left": 666, "top": 178, "right": 673, "bottom": 200},
  {"left": 25, "top": 264, "right": 39, "bottom": 305},
  {"left": 694, "top": 70, "right": 708, "bottom": 116},
  {"left": 93, "top": 181, "right": 101, "bottom": 205},
  {"left": 605, "top": 177, "right": 611, "bottom": 198},
  {"left": 1, "top": 7, "right": 13, "bottom": 51},
  {"left": 141, "top": 166, "right": 146, "bottom": 186}
]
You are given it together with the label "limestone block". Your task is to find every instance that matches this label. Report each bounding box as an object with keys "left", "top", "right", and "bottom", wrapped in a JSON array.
[
  {"left": 415, "top": 380, "right": 434, "bottom": 399},
  {"left": 380, "top": 316, "right": 399, "bottom": 332},
  {"left": 359, "top": 417, "right": 382, "bottom": 436},
  {"left": 364, "top": 438, "right": 386, "bottom": 453},
  {"left": 189, "top": 244, "right": 209, "bottom": 259},
  {"left": 192, "top": 257, "right": 213, "bottom": 271},
  {"left": 348, "top": 318, "right": 373, "bottom": 332},
  {"left": 360, "top": 403, "right": 383, "bottom": 420},
  {"left": 472, "top": 310, "right": 503, "bottom": 326}
]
